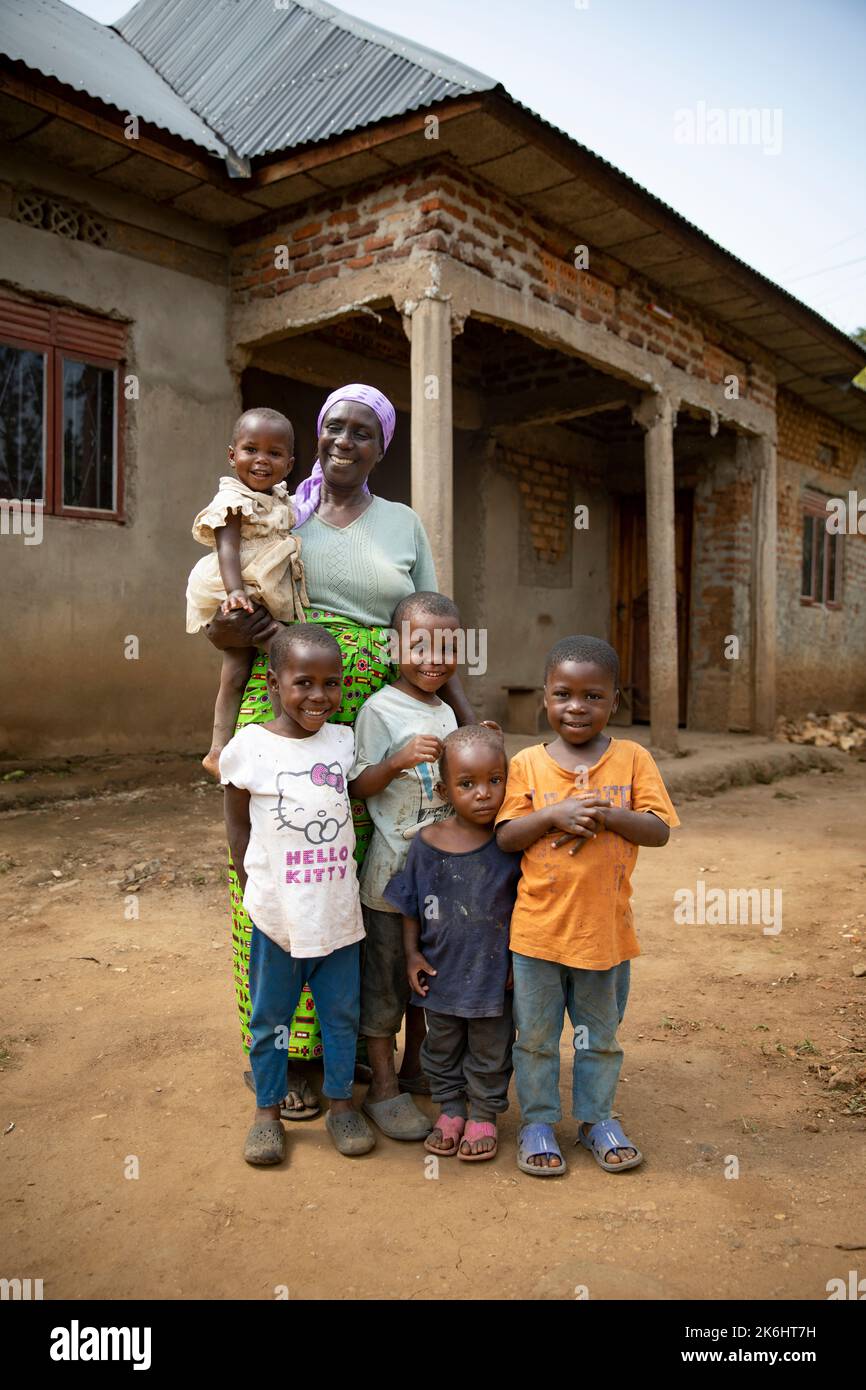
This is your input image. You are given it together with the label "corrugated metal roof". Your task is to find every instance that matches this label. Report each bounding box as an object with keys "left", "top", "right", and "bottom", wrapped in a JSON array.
[
  {"left": 4, "top": 0, "right": 863, "bottom": 383},
  {"left": 115, "top": 0, "right": 497, "bottom": 159},
  {"left": 0, "top": 0, "right": 229, "bottom": 155},
  {"left": 111, "top": 0, "right": 863, "bottom": 370}
]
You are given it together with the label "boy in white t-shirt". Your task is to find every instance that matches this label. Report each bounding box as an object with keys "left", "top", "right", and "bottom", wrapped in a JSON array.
[
  {"left": 348, "top": 592, "right": 463, "bottom": 1141},
  {"left": 221, "top": 624, "right": 374, "bottom": 1166}
]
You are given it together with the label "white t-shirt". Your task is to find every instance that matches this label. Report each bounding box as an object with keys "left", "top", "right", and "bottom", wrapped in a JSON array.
[
  {"left": 349, "top": 684, "right": 457, "bottom": 912},
  {"left": 219, "top": 722, "right": 364, "bottom": 958}
]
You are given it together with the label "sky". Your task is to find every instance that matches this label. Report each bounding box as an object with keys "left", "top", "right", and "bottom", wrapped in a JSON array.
[{"left": 66, "top": 0, "right": 866, "bottom": 337}]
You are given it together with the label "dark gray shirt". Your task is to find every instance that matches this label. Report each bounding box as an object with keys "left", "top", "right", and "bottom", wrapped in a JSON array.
[{"left": 384, "top": 833, "right": 521, "bottom": 1018}]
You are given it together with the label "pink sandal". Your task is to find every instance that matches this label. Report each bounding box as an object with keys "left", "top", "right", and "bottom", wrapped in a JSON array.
[
  {"left": 458, "top": 1120, "right": 498, "bottom": 1162},
  {"left": 424, "top": 1113, "right": 465, "bottom": 1156}
]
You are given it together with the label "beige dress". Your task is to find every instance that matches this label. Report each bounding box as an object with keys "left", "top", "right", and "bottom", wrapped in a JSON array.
[{"left": 185, "top": 476, "right": 309, "bottom": 633}]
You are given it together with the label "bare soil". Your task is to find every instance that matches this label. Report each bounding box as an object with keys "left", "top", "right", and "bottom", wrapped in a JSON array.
[{"left": 1, "top": 759, "right": 864, "bottom": 1301}]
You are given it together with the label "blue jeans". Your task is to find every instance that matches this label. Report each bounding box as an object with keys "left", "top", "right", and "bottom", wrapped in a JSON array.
[
  {"left": 248, "top": 928, "right": 360, "bottom": 1107},
  {"left": 512, "top": 953, "right": 631, "bottom": 1126}
]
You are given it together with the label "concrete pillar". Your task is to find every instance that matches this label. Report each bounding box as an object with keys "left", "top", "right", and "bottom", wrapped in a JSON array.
[
  {"left": 408, "top": 296, "right": 454, "bottom": 597},
  {"left": 750, "top": 434, "right": 777, "bottom": 735},
  {"left": 633, "top": 393, "right": 679, "bottom": 752}
]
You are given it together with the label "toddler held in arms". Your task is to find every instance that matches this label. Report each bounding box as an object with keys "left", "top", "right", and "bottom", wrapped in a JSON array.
[{"left": 186, "top": 408, "right": 309, "bottom": 777}]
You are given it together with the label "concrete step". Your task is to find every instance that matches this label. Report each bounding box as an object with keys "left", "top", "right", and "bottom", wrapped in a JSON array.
[
  {"left": 502, "top": 732, "right": 850, "bottom": 799},
  {"left": 0, "top": 736, "right": 850, "bottom": 814}
]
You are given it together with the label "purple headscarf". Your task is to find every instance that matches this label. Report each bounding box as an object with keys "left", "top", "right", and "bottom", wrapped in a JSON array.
[{"left": 293, "top": 383, "right": 396, "bottom": 528}]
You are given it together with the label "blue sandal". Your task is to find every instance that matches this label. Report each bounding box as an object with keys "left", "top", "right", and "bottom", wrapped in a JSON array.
[
  {"left": 517, "top": 1123, "right": 566, "bottom": 1176},
  {"left": 579, "top": 1119, "right": 643, "bottom": 1171}
]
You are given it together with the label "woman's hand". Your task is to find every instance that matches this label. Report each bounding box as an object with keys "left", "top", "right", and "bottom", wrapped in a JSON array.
[
  {"left": 205, "top": 603, "right": 280, "bottom": 650},
  {"left": 480, "top": 719, "right": 503, "bottom": 736}
]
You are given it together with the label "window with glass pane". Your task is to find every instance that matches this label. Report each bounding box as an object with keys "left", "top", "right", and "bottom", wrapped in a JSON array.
[
  {"left": 814, "top": 519, "right": 825, "bottom": 599},
  {"left": 0, "top": 344, "right": 46, "bottom": 501},
  {"left": 62, "top": 359, "right": 116, "bottom": 510},
  {"left": 826, "top": 527, "right": 838, "bottom": 602},
  {"left": 800, "top": 513, "right": 814, "bottom": 598},
  {"left": 801, "top": 496, "right": 842, "bottom": 606}
]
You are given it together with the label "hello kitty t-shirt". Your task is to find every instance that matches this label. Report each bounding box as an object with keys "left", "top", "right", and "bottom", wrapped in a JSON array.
[{"left": 219, "top": 722, "right": 364, "bottom": 958}]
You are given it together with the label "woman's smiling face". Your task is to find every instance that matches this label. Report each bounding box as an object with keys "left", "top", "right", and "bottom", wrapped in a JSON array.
[{"left": 317, "top": 401, "right": 383, "bottom": 488}]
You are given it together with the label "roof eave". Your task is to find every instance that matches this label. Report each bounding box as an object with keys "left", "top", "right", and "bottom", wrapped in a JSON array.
[
  {"left": 0, "top": 58, "right": 234, "bottom": 187},
  {"left": 482, "top": 90, "right": 866, "bottom": 375}
]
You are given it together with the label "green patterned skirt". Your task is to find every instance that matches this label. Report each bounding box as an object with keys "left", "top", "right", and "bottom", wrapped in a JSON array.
[{"left": 228, "top": 609, "right": 395, "bottom": 1055}]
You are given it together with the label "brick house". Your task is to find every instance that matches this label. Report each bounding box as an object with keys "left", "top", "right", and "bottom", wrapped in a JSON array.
[{"left": 1, "top": 0, "right": 864, "bottom": 756}]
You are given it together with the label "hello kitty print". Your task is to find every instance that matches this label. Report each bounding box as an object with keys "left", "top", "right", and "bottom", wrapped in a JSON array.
[
  {"left": 274, "top": 761, "right": 352, "bottom": 844},
  {"left": 219, "top": 722, "right": 364, "bottom": 958}
]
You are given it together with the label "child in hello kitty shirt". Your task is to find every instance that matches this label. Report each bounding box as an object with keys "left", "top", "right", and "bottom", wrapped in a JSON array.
[{"left": 220, "top": 622, "right": 375, "bottom": 1167}]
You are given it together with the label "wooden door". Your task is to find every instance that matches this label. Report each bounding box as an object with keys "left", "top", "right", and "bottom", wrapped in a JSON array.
[{"left": 611, "top": 493, "right": 692, "bottom": 725}]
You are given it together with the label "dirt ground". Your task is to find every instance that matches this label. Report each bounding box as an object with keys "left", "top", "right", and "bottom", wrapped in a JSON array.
[{"left": 1, "top": 756, "right": 865, "bottom": 1302}]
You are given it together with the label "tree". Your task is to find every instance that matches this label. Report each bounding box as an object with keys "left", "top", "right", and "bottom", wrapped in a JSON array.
[{"left": 853, "top": 327, "right": 866, "bottom": 391}]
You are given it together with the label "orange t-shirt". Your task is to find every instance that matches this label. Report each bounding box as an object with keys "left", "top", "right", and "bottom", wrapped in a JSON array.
[{"left": 495, "top": 738, "right": 680, "bottom": 970}]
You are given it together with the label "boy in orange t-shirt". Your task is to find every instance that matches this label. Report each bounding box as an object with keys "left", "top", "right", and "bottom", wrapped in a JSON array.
[{"left": 496, "top": 635, "right": 679, "bottom": 1177}]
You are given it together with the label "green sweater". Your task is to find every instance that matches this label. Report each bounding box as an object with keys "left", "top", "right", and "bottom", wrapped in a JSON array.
[{"left": 295, "top": 495, "right": 438, "bottom": 628}]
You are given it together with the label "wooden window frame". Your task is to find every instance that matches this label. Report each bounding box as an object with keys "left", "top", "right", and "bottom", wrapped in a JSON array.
[
  {"left": 816, "top": 441, "right": 839, "bottom": 469},
  {"left": 800, "top": 489, "right": 842, "bottom": 609},
  {"left": 0, "top": 293, "right": 126, "bottom": 522}
]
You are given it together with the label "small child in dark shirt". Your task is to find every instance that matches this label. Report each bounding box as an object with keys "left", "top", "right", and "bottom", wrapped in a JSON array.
[{"left": 384, "top": 725, "right": 520, "bottom": 1162}]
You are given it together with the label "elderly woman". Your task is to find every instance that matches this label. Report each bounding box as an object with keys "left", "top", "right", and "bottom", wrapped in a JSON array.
[{"left": 207, "top": 384, "right": 477, "bottom": 1131}]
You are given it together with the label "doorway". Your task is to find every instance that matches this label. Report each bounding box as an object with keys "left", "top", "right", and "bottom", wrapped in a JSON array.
[{"left": 611, "top": 492, "right": 693, "bottom": 725}]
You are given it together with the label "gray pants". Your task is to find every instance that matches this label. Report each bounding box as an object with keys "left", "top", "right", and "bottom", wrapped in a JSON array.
[
  {"left": 359, "top": 906, "right": 409, "bottom": 1038},
  {"left": 420, "top": 997, "right": 515, "bottom": 1121}
]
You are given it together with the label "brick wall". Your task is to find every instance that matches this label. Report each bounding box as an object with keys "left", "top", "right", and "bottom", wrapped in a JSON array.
[
  {"left": 776, "top": 391, "right": 866, "bottom": 714},
  {"left": 496, "top": 447, "right": 572, "bottom": 570},
  {"left": 685, "top": 395, "right": 866, "bottom": 725},
  {"left": 777, "top": 392, "right": 863, "bottom": 477},
  {"left": 689, "top": 441, "right": 754, "bottom": 730},
  {"left": 231, "top": 161, "right": 776, "bottom": 410},
  {"left": 232, "top": 163, "right": 865, "bottom": 721}
]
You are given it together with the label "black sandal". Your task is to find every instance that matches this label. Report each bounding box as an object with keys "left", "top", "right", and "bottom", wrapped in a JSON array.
[{"left": 242, "top": 1069, "right": 320, "bottom": 1121}]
